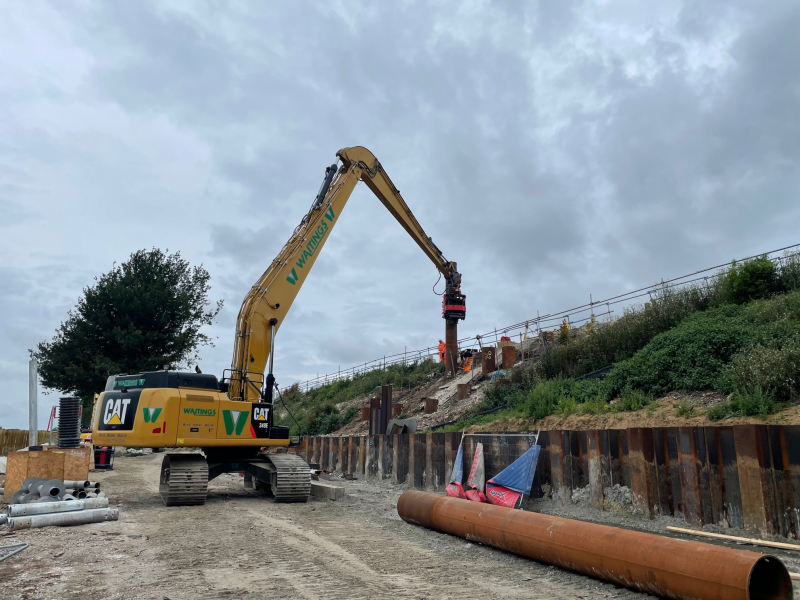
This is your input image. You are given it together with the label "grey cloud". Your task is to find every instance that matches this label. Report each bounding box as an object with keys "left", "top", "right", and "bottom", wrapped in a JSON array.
[{"left": 1, "top": 1, "right": 798, "bottom": 426}]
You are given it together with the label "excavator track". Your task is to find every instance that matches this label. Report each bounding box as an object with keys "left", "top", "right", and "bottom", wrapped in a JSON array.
[
  {"left": 159, "top": 454, "right": 208, "bottom": 506},
  {"left": 263, "top": 453, "right": 311, "bottom": 502}
]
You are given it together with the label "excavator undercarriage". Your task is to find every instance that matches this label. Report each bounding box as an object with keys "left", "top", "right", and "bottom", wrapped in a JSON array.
[{"left": 160, "top": 451, "right": 311, "bottom": 506}]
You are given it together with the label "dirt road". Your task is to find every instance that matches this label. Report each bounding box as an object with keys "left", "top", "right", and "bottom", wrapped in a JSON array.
[{"left": 1, "top": 453, "right": 795, "bottom": 599}]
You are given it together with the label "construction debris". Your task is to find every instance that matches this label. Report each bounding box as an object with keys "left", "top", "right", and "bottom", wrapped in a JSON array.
[
  {"left": 385, "top": 418, "right": 417, "bottom": 435},
  {"left": 3, "top": 478, "right": 117, "bottom": 531},
  {"left": 0, "top": 543, "right": 29, "bottom": 564},
  {"left": 667, "top": 526, "right": 800, "bottom": 552},
  {"left": 8, "top": 508, "right": 118, "bottom": 531},
  {"left": 310, "top": 481, "right": 345, "bottom": 501}
]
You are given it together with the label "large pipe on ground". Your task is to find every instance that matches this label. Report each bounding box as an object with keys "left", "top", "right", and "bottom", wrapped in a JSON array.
[
  {"left": 7, "top": 508, "right": 118, "bottom": 531},
  {"left": 397, "top": 491, "right": 791, "bottom": 600},
  {"left": 8, "top": 497, "right": 109, "bottom": 517}
]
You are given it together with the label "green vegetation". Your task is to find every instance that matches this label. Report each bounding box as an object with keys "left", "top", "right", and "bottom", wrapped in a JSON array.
[
  {"left": 604, "top": 290, "right": 800, "bottom": 398},
  {"left": 278, "top": 253, "right": 800, "bottom": 435},
  {"left": 436, "top": 408, "right": 522, "bottom": 433},
  {"left": 707, "top": 388, "right": 779, "bottom": 421},
  {"left": 465, "top": 255, "right": 800, "bottom": 427},
  {"left": 275, "top": 360, "right": 443, "bottom": 436},
  {"left": 539, "top": 253, "right": 800, "bottom": 381},
  {"left": 33, "top": 248, "right": 223, "bottom": 425},
  {"left": 675, "top": 400, "right": 695, "bottom": 418}
]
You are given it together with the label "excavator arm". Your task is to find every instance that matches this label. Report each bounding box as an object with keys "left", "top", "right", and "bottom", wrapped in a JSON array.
[{"left": 227, "top": 146, "right": 465, "bottom": 403}]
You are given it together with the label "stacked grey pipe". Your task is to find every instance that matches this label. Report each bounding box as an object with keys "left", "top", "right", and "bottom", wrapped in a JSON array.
[{"left": 1, "top": 478, "right": 117, "bottom": 530}]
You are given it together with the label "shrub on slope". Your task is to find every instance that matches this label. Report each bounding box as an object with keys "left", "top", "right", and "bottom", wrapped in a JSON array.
[
  {"left": 540, "top": 253, "right": 800, "bottom": 380},
  {"left": 605, "top": 290, "right": 800, "bottom": 398}
]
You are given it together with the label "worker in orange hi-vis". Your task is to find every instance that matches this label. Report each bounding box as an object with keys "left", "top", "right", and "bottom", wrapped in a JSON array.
[
  {"left": 463, "top": 348, "right": 473, "bottom": 372},
  {"left": 438, "top": 339, "right": 446, "bottom": 363}
]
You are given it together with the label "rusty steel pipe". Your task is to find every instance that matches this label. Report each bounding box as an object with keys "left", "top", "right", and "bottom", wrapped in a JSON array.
[
  {"left": 444, "top": 320, "right": 458, "bottom": 378},
  {"left": 397, "top": 491, "right": 791, "bottom": 600}
]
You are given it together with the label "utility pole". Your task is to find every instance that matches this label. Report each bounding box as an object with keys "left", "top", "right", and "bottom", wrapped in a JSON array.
[{"left": 29, "top": 358, "right": 38, "bottom": 448}]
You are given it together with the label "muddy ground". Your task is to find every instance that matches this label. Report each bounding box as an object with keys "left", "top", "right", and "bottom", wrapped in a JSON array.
[{"left": 2, "top": 452, "right": 799, "bottom": 599}]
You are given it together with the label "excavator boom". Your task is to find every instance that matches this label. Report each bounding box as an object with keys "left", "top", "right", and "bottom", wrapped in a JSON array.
[{"left": 228, "top": 146, "right": 465, "bottom": 402}]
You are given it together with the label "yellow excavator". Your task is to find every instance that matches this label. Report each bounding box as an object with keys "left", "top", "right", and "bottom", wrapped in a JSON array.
[{"left": 91, "top": 147, "right": 466, "bottom": 505}]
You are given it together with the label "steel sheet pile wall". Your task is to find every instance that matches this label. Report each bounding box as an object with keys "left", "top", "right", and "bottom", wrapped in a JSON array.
[{"left": 302, "top": 424, "right": 800, "bottom": 537}]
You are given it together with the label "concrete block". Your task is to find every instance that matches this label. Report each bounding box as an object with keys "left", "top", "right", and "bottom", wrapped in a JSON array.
[{"left": 311, "top": 480, "right": 345, "bottom": 501}]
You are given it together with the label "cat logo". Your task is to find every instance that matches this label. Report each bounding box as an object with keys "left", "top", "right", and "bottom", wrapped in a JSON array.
[
  {"left": 250, "top": 403, "right": 271, "bottom": 439},
  {"left": 104, "top": 398, "right": 131, "bottom": 426}
]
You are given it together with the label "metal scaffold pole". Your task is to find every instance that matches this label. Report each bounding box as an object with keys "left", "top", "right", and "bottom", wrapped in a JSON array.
[{"left": 29, "top": 358, "right": 38, "bottom": 448}]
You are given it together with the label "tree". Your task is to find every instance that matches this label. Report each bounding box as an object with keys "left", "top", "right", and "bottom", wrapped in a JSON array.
[
  {"left": 722, "top": 255, "right": 780, "bottom": 305},
  {"left": 33, "top": 249, "right": 223, "bottom": 423}
]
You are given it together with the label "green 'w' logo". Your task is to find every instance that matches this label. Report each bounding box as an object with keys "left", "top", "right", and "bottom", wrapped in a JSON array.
[
  {"left": 222, "top": 410, "right": 249, "bottom": 436},
  {"left": 286, "top": 267, "right": 298, "bottom": 286},
  {"left": 143, "top": 407, "right": 162, "bottom": 423}
]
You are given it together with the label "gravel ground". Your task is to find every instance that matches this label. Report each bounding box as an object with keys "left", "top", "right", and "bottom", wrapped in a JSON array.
[{"left": 1, "top": 453, "right": 798, "bottom": 599}]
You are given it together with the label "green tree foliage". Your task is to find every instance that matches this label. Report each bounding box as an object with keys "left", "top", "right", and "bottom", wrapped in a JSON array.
[
  {"left": 33, "top": 249, "right": 222, "bottom": 421},
  {"left": 717, "top": 255, "right": 780, "bottom": 305}
]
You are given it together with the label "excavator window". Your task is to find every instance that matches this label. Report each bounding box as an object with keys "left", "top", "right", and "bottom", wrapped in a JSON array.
[{"left": 104, "top": 371, "right": 220, "bottom": 392}]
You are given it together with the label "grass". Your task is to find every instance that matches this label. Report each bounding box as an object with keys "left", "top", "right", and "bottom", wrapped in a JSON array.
[
  {"left": 675, "top": 400, "right": 696, "bottom": 418},
  {"left": 707, "top": 388, "right": 781, "bottom": 421},
  {"left": 435, "top": 408, "right": 524, "bottom": 433}
]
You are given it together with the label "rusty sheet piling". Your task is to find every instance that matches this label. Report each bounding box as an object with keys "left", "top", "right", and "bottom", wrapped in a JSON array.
[
  {"left": 444, "top": 320, "right": 458, "bottom": 378},
  {"left": 397, "top": 490, "right": 791, "bottom": 600}
]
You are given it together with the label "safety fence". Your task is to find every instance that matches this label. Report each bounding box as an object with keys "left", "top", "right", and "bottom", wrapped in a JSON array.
[
  {"left": 300, "top": 423, "right": 800, "bottom": 538},
  {"left": 0, "top": 430, "right": 50, "bottom": 457},
  {"left": 294, "top": 242, "right": 800, "bottom": 391}
]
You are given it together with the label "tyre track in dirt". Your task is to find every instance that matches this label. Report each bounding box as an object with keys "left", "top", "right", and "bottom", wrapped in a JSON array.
[{"left": 2, "top": 453, "right": 655, "bottom": 599}]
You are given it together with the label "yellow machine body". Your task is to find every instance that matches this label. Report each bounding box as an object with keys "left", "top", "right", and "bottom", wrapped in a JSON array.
[
  {"left": 91, "top": 374, "right": 288, "bottom": 450},
  {"left": 92, "top": 146, "right": 462, "bottom": 453},
  {"left": 89, "top": 147, "right": 464, "bottom": 505}
]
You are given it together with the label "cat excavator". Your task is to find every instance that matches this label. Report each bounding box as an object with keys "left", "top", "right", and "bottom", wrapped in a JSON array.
[{"left": 91, "top": 146, "right": 466, "bottom": 505}]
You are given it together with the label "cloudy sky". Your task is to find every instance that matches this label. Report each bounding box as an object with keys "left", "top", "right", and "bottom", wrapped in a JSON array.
[{"left": 2, "top": 1, "right": 798, "bottom": 429}]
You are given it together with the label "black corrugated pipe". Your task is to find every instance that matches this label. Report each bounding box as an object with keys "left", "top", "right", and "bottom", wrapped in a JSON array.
[{"left": 57, "top": 397, "right": 81, "bottom": 448}]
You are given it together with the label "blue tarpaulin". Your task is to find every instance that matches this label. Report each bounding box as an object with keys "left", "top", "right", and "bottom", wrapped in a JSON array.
[
  {"left": 450, "top": 440, "right": 464, "bottom": 483},
  {"left": 488, "top": 445, "right": 540, "bottom": 494}
]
